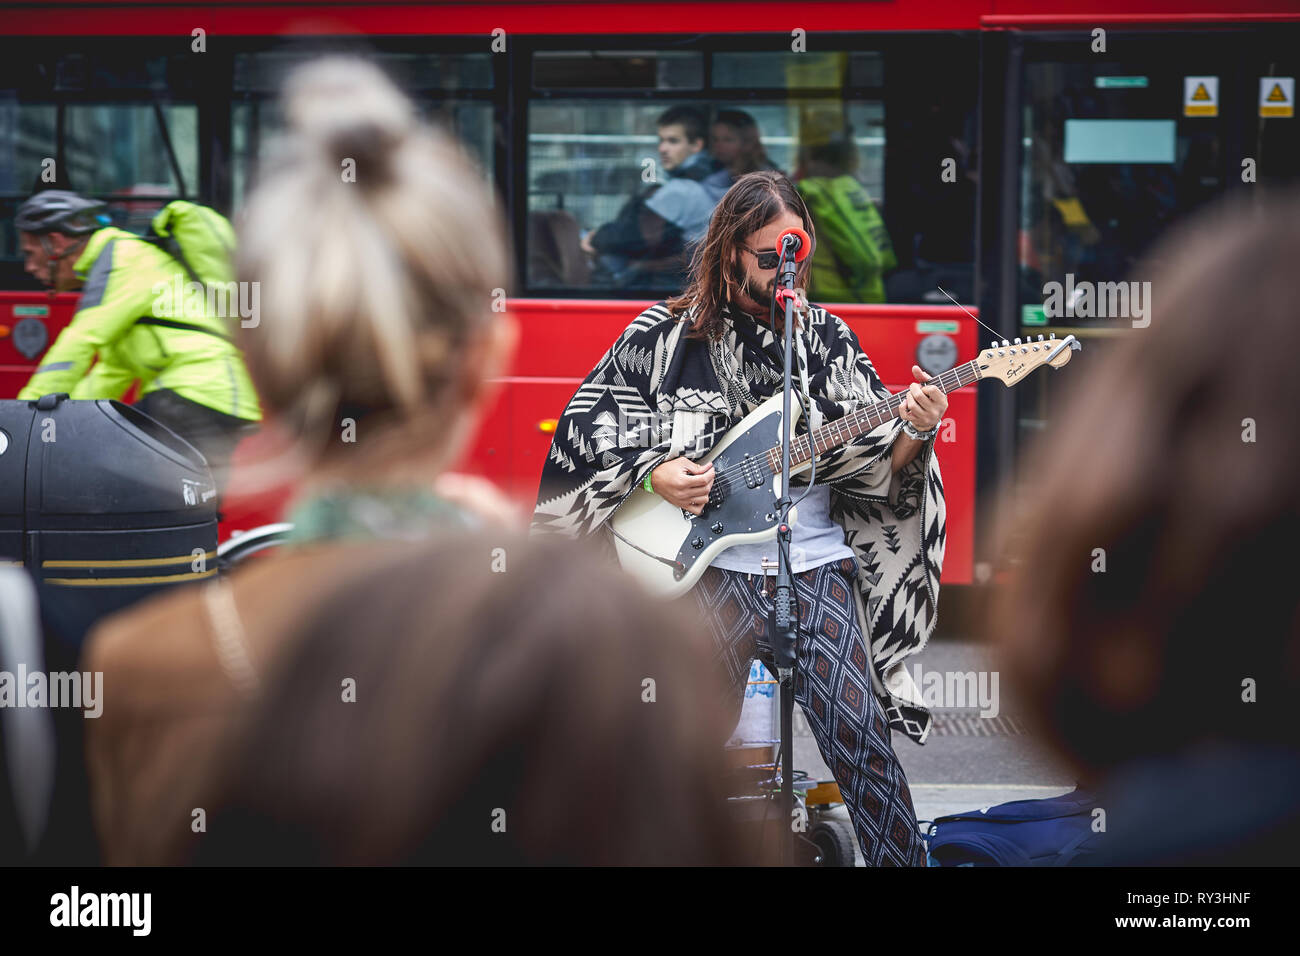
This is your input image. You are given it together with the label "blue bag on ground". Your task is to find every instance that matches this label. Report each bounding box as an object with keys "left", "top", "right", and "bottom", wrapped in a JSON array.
[{"left": 921, "top": 786, "right": 1103, "bottom": 866}]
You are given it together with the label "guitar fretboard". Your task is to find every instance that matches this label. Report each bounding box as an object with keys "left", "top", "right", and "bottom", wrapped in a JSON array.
[{"left": 762, "top": 359, "right": 981, "bottom": 473}]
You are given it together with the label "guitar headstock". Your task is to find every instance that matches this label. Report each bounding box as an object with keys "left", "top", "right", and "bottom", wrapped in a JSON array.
[{"left": 978, "top": 333, "right": 1080, "bottom": 386}]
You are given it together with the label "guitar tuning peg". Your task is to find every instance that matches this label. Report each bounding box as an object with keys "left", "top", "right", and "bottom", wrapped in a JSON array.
[
  {"left": 1001, "top": 339, "right": 1009, "bottom": 347},
  {"left": 1049, "top": 332, "right": 1055, "bottom": 339},
  {"left": 1037, "top": 334, "right": 1044, "bottom": 341},
  {"left": 990, "top": 340, "right": 998, "bottom": 350},
  {"left": 1013, "top": 337, "right": 1022, "bottom": 345}
]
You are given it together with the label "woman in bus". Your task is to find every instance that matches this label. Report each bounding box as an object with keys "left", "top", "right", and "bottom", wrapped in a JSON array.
[
  {"left": 82, "top": 56, "right": 745, "bottom": 866},
  {"left": 702, "top": 109, "right": 782, "bottom": 201}
]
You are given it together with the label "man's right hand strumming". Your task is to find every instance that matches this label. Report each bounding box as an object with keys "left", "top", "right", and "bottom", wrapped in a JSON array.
[{"left": 651, "top": 457, "right": 715, "bottom": 515}]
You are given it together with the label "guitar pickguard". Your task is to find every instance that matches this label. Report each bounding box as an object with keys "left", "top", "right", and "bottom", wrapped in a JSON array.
[
  {"left": 609, "top": 392, "right": 803, "bottom": 597},
  {"left": 671, "top": 406, "right": 790, "bottom": 574}
]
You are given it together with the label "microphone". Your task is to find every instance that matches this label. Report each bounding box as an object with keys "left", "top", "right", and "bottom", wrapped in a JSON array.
[{"left": 777, "top": 227, "right": 811, "bottom": 262}]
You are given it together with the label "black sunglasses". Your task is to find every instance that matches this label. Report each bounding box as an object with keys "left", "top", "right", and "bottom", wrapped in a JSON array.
[{"left": 744, "top": 246, "right": 782, "bottom": 270}]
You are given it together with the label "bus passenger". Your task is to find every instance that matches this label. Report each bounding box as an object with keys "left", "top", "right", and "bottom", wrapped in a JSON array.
[
  {"left": 580, "top": 105, "right": 718, "bottom": 288},
  {"left": 796, "top": 133, "right": 897, "bottom": 304},
  {"left": 702, "top": 109, "right": 782, "bottom": 201}
]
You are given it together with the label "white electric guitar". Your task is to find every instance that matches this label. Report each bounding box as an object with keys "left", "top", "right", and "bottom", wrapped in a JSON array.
[{"left": 609, "top": 333, "right": 1081, "bottom": 596}]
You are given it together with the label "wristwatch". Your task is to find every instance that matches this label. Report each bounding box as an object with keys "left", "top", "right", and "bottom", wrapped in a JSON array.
[{"left": 902, "top": 419, "right": 937, "bottom": 442}]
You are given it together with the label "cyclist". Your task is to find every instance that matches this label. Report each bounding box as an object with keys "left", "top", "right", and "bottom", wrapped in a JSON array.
[{"left": 15, "top": 190, "right": 261, "bottom": 493}]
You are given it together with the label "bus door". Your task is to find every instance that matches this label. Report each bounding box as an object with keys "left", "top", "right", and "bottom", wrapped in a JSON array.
[{"left": 995, "top": 24, "right": 1300, "bottom": 496}]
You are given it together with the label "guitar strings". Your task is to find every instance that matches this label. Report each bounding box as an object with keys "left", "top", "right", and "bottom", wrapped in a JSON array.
[
  {"left": 699, "top": 360, "right": 976, "bottom": 493},
  {"left": 706, "top": 388, "right": 908, "bottom": 491}
]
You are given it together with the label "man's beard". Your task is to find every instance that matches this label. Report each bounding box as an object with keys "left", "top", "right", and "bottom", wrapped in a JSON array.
[{"left": 729, "top": 261, "right": 775, "bottom": 319}]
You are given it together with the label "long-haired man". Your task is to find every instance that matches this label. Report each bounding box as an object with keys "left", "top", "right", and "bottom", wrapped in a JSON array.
[{"left": 534, "top": 170, "right": 948, "bottom": 866}]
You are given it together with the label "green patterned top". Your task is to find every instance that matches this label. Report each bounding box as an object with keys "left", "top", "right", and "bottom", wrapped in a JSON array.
[{"left": 284, "top": 486, "right": 477, "bottom": 546}]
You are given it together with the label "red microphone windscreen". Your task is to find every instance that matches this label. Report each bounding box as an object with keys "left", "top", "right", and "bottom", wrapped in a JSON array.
[{"left": 777, "top": 227, "right": 812, "bottom": 262}]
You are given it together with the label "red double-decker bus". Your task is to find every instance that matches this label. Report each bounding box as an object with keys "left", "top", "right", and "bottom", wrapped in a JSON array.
[{"left": 2, "top": 1, "right": 1298, "bottom": 584}]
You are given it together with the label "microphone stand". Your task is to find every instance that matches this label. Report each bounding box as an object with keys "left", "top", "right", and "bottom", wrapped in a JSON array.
[{"left": 770, "top": 233, "right": 801, "bottom": 866}]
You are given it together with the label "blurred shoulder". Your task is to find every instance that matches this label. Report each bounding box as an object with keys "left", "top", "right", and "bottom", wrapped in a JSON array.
[
  {"left": 389, "top": 529, "right": 706, "bottom": 647},
  {"left": 84, "top": 581, "right": 202, "bottom": 682},
  {"left": 84, "top": 541, "right": 404, "bottom": 704}
]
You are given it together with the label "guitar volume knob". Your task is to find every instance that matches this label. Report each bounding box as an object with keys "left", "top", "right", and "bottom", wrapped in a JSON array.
[
  {"left": 691, "top": 537, "right": 704, "bottom": 549},
  {"left": 711, "top": 522, "right": 724, "bottom": 535}
]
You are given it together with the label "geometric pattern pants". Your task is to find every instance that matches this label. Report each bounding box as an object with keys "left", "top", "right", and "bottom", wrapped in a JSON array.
[{"left": 692, "top": 558, "right": 927, "bottom": 866}]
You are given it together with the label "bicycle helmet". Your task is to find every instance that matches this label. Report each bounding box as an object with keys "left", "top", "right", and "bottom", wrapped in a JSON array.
[{"left": 15, "top": 190, "right": 109, "bottom": 236}]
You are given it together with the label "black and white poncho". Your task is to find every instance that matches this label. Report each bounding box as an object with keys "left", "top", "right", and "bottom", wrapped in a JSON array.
[{"left": 532, "top": 301, "right": 947, "bottom": 744}]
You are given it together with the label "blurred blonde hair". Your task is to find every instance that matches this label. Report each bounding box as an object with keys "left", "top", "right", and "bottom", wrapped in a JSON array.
[{"left": 236, "top": 56, "right": 510, "bottom": 478}]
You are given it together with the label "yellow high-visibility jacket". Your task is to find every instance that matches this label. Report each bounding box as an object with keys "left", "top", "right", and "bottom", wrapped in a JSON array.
[{"left": 18, "top": 226, "right": 261, "bottom": 422}]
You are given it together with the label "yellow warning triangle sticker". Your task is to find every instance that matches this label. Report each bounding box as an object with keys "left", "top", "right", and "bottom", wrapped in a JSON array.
[
  {"left": 1267, "top": 83, "right": 1288, "bottom": 102},
  {"left": 1191, "top": 83, "right": 1211, "bottom": 101}
]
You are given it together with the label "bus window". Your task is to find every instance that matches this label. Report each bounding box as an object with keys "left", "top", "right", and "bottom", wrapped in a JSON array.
[
  {"left": 524, "top": 40, "right": 977, "bottom": 304},
  {"left": 0, "top": 101, "right": 55, "bottom": 181},
  {"left": 533, "top": 50, "right": 704, "bottom": 90},
  {"left": 0, "top": 49, "right": 201, "bottom": 283},
  {"left": 0, "top": 102, "right": 197, "bottom": 271},
  {"left": 712, "top": 51, "right": 884, "bottom": 90},
  {"left": 64, "top": 104, "right": 198, "bottom": 199},
  {"left": 231, "top": 50, "right": 496, "bottom": 209}
]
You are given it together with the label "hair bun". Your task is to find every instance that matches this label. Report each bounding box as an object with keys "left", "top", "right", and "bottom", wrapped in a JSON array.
[{"left": 282, "top": 57, "right": 414, "bottom": 177}]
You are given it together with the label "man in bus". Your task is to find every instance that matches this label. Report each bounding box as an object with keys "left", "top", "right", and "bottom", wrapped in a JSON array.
[
  {"left": 580, "top": 105, "right": 719, "bottom": 288},
  {"left": 536, "top": 170, "right": 948, "bottom": 866},
  {"left": 15, "top": 190, "right": 261, "bottom": 494}
]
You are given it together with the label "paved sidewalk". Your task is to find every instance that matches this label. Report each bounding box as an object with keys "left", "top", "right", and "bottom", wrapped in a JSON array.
[{"left": 741, "top": 638, "right": 1081, "bottom": 866}]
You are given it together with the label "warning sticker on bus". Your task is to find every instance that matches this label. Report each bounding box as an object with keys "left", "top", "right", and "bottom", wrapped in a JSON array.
[
  {"left": 1184, "top": 76, "right": 1218, "bottom": 117},
  {"left": 1260, "top": 77, "right": 1294, "bottom": 118}
]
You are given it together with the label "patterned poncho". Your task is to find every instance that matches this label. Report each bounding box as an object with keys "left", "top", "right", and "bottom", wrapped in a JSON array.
[{"left": 532, "top": 301, "right": 946, "bottom": 744}]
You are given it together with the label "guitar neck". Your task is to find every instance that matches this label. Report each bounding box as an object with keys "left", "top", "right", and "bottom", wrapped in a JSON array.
[{"left": 768, "top": 359, "right": 981, "bottom": 471}]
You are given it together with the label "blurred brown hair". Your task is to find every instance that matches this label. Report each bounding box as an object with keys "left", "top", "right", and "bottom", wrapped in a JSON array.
[
  {"left": 190, "top": 531, "right": 751, "bottom": 865},
  {"left": 668, "top": 170, "right": 815, "bottom": 340},
  {"left": 990, "top": 191, "right": 1300, "bottom": 779}
]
